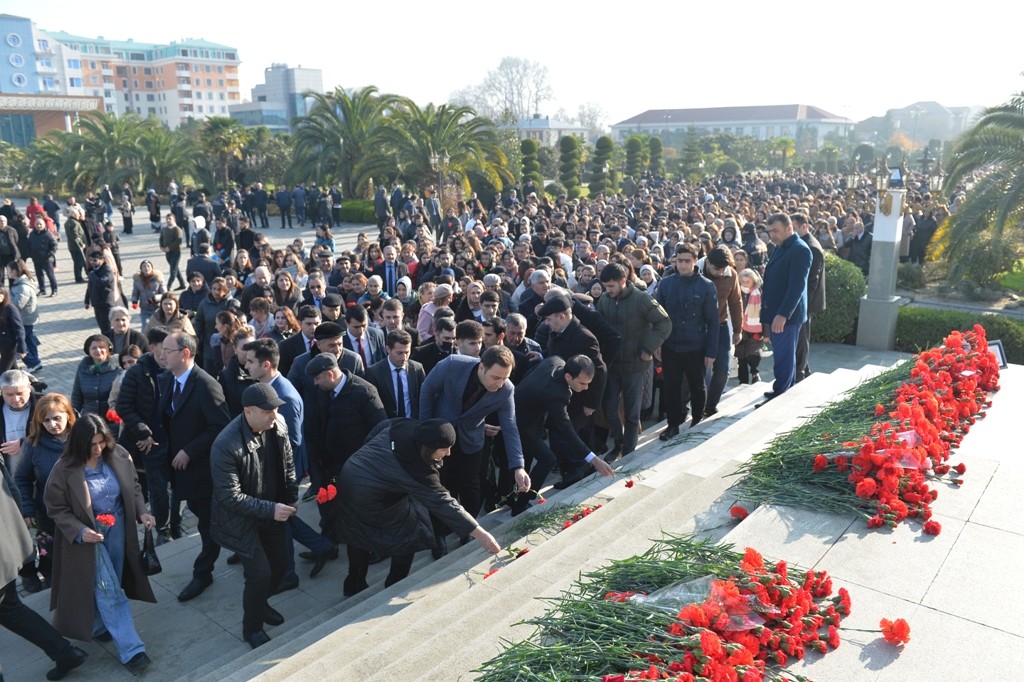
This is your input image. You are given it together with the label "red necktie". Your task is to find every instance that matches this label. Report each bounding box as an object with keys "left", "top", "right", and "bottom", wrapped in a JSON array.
[{"left": 357, "top": 336, "right": 368, "bottom": 366}]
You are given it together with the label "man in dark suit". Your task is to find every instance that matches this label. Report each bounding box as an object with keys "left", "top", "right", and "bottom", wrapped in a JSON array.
[
  {"left": 538, "top": 295, "right": 607, "bottom": 424},
  {"left": 300, "top": 272, "right": 339, "bottom": 311},
  {"left": 389, "top": 182, "right": 404, "bottom": 222},
  {"left": 286, "top": 322, "right": 364, "bottom": 498},
  {"left": 379, "top": 298, "right": 419, "bottom": 348},
  {"left": 159, "top": 331, "right": 231, "bottom": 602},
  {"left": 186, "top": 244, "right": 222, "bottom": 288},
  {"left": 305, "top": 353, "right": 386, "bottom": 481},
  {"left": 793, "top": 213, "right": 826, "bottom": 382},
  {"left": 512, "top": 356, "right": 614, "bottom": 512},
  {"left": 371, "top": 245, "right": 408, "bottom": 298},
  {"left": 412, "top": 316, "right": 456, "bottom": 376},
  {"left": 366, "top": 330, "right": 425, "bottom": 419},
  {"left": 278, "top": 305, "right": 320, "bottom": 377},
  {"left": 342, "top": 305, "right": 386, "bottom": 369}
]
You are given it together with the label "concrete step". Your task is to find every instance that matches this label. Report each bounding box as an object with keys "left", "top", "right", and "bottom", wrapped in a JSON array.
[{"left": 223, "top": 365, "right": 882, "bottom": 681}]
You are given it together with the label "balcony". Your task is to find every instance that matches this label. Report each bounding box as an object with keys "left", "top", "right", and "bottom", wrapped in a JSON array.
[
  {"left": 176, "top": 68, "right": 191, "bottom": 77},
  {"left": 37, "top": 63, "right": 57, "bottom": 74}
]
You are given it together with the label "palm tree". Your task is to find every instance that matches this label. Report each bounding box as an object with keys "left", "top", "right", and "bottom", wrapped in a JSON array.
[
  {"left": 379, "top": 100, "right": 514, "bottom": 199},
  {"left": 774, "top": 137, "right": 796, "bottom": 169},
  {"left": 138, "top": 123, "right": 196, "bottom": 193},
  {"left": 933, "top": 95, "right": 1024, "bottom": 284},
  {"left": 22, "top": 131, "right": 84, "bottom": 193},
  {"left": 72, "top": 112, "right": 147, "bottom": 191},
  {"left": 289, "top": 86, "right": 399, "bottom": 198},
  {"left": 198, "top": 117, "right": 249, "bottom": 190}
]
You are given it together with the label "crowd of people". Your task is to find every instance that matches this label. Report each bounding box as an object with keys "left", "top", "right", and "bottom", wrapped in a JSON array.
[{"left": 1, "top": 167, "right": 952, "bottom": 678}]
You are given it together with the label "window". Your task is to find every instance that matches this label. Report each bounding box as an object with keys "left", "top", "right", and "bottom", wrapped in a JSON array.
[
  {"left": 205, "top": 78, "right": 212, "bottom": 86},
  {"left": 207, "top": 92, "right": 214, "bottom": 100},
  {"left": 131, "top": 66, "right": 137, "bottom": 75},
  {"left": 6, "top": 33, "right": 22, "bottom": 48},
  {"left": 68, "top": 77, "right": 83, "bottom": 87},
  {"left": 67, "top": 58, "right": 82, "bottom": 69},
  {"left": 129, "top": 52, "right": 145, "bottom": 61},
  {"left": 180, "top": 49, "right": 188, "bottom": 57},
  {"left": 117, "top": 66, "right": 127, "bottom": 76},
  {"left": 11, "top": 73, "right": 27, "bottom": 87},
  {"left": 104, "top": 89, "right": 113, "bottom": 98},
  {"left": 121, "top": 79, "right": 128, "bottom": 88},
  {"left": 133, "top": 79, "right": 139, "bottom": 88},
  {"left": 146, "top": 94, "right": 155, "bottom": 102},
  {"left": 134, "top": 93, "right": 140, "bottom": 101},
  {"left": 148, "top": 107, "right": 156, "bottom": 114},
  {"left": 9, "top": 54, "right": 24, "bottom": 67},
  {"left": 205, "top": 65, "right": 211, "bottom": 73},
  {"left": 219, "top": 92, "right": 225, "bottom": 100},
  {"left": 37, "top": 38, "right": 49, "bottom": 50},
  {"left": 220, "top": 106, "right": 226, "bottom": 113},
  {"left": 225, "top": 52, "right": 236, "bottom": 61},
  {"left": 217, "top": 65, "right": 223, "bottom": 73},
  {"left": 766, "top": 126, "right": 775, "bottom": 136},
  {"left": 42, "top": 77, "right": 55, "bottom": 89},
  {"left": 751, "top": 126, "right": 760, "bottom": 138},
  {"left": 218, "top": 79, "right": 224, "bottom": 87},
  {"left": 106, "top": 104, "right": 115, "bottom": 113},
  {"left": 193, "top": 78, "right": 200, "bottom": 85},
  {"left": 89, "top": 61, "right": 96, "bottom": 69},
  {"left": 197, "top": 105, "right": 204, "bottom": 112},
  {"left": 90, "top": 75, "right": 98, "bottom": 84},
  {"left": 144, "top": 67, "right": 152, "bottom": 75},
  {"left": 145, "top": 80, "right": 153, "bottom": 88}
]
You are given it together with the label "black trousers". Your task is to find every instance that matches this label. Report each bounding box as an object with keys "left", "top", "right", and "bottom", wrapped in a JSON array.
[
  {"left": 432, "top": 443, "right": 482, "bottom": 537},
  {"left": 661, "top": 348, "right": 707, "bottom": 427},
  {"left": 345, "top": 545, "right": 414, "bottom": 593},
  {"left": 239, "top": 521, "right": 288, "bottom": 636},
  {"left": 0, "top": 579, "right": 73, "bottom": 662},
  {"left": 520, "top": 428, "right": 557, "bottom": 492},
  {"left": 795, "top": 317, "right": 813, "bottom": 382},
  {"left": 186, "top": 495, "right": 221, "bottom": 580}
]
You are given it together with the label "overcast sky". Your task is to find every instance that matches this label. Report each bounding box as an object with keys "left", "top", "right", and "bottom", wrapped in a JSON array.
[{"left": 19, "top": 0, "right": 1022, "bottom": 126}]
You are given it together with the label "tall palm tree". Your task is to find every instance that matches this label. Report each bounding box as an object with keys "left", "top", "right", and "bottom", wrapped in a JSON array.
[
  {"left": 774, "top": 137, "right": 796, "bottom": 169},
  {"left": 71, "top": 113, "right": 148, "bottom": 191},
  {"left": 933, "top": 95, "right": 1024, "bottom": 284},
  {"left": 379, "top": 100, "right": 514, "bottom": 199},
  {"left": 22, "top": 131, "right": 84, "bottom": 193},
  {"left": 198, "top": 117, "right": 249, "bottom": 190},
  {"left": 289, "top": 85, "right": 399, "bottom": 198},
  {"left": 139, "top": 123, "right": 196, "bottom": 193}
]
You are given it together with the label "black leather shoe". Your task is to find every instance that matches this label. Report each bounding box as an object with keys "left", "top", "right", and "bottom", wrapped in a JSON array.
[
  {"left": 763, "top": 391, "right": 776, "bottom": 399},
  {"left": 300, "top": 545, "right": 339, "bottom": 562},
  {"left": 226, "top": 553, "right": 241, "bottom": 565},
  {"left": 553, "top": 466, "right": 587, "bottom": 490},
  {"left": 245, "top": 630, "right": 271, "bottom": 649},
  {"left": 124, "top": 652, "right": 151, "bottom": 675},
  {"left": 94, "top": 631, "right": 113, "bottom": 642},
  {"left": 703, "top": 407, "right": 719, "bottom": 418},
  {"left": 47, "top": 646, "right": 87, "bottom": 680},
  {"left": 263, "top": 606, "right": 284, "bottom": 627},
  {"left": 310, "top": 553, "right": 332, "bottom": 578},
  {"left": 177, "top": 576, "right": 213, "bottom": 602},
  {"left": 431, "top": 536, "right": 448, "bottom": 560},
  {"left": 659, "top": 425, "right": 680, "bottom": 441},
  {"left": 21, "top": 572, "right": 42, "bottom": 594},
  {"left": 271, "top": 574, "right": 299, "bottom": 595},
  {"left": 509, "top": 495, "right": 532, "bottom": 517},
  {"left": 343, "top": 577, "right": 369, "bottom": 597}
]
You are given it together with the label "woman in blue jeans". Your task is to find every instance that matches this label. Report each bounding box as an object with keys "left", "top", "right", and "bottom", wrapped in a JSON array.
[
  {"left": 6, "top": 260, "right": 39, "bottom": 372},
  {"left": 44, "top": 414, "right": 157, "bottom": 675}
]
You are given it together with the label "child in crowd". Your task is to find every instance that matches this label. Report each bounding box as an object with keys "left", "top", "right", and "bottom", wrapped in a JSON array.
[{"left": 735, "top": 268, "right": 763, "bottom": 384}]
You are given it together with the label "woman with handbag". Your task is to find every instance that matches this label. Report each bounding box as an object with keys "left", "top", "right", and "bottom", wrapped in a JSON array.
[
  {"left": 14, "top": 393, "right": 76, "bottom": 593},
  {"left": 44, "top": 413, "right": 156, "bottom": 675}
]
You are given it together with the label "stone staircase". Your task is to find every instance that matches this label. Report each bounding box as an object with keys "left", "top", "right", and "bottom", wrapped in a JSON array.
[{"left": 184, "top": 364, "right": 892, "bottom": 681}]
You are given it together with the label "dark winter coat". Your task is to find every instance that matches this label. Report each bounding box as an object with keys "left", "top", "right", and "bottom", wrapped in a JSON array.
[{"left": 71, "top": 356, "right": 121, "bottom": 416}]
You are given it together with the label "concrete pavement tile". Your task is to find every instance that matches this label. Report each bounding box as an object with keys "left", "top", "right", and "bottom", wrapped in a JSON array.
[
  {"left": 814, "top": 514, "right": 965, "bottom": 603},
  {"left": 922, "top": 522, "right": 1024, "bottom": 637},
  {"left": 719, "top": 504, "right": 857, "bottom": 569},
  {"left": 968, "top": 462, "right": 1024, "bottom": 536}
]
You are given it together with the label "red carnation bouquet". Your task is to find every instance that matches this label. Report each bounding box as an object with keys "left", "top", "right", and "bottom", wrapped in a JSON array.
[{"left": 95, "top": 513, "right": 116, "bottom": 534}]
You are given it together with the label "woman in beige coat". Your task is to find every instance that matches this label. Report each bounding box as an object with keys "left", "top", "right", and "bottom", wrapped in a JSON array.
[{"left": 44, "top": 413, "right": 157, "bottom": 674}]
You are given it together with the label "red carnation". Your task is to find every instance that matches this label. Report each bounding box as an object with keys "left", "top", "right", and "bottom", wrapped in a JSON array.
[
  {"left": 923, "top": 520, "right": 942, "bottom": 535},
  {"left": 855, "top": 478, "right": 877, "bottom": 498},
  {"left": 95, "top": 514, "right": 116, "bottom": 529},
  {"left": 880, "top": 617, "right": 911, "bottom": 645},
  {"left": 954, "top": 463, "right": 966, "bottom": 475},
  {"left": 104, "top": 408, "right": 122, "bottom": 424},
  {"left": 483, "top": 568, "right": 499, "bottom": 579},
  {"left": 625, "top": 479, "right": 635, "bottom": 488},
  {"left": 813, "top": 454, "right": 828, "bottom": 472},
  {"left": 729, "top": 505, "right": 749, "bottom": 521}
]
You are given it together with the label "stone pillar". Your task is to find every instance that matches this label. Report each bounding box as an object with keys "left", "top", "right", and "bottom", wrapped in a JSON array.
[{"left": 856, "top": 189, "right": 906, "bottom": 350}]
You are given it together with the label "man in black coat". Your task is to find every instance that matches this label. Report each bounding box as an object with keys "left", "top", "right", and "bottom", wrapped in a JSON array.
[
  {"left": 304, "top": 353, "right": 386, "bottom": 482},
  {"left": 186, "top": 243, "right": 222, "bottom": 288},
  {"left": 159, "top": 331, "right": 231, "bottom": 602},
  {"left": 793, "top": 214, "right": 826, "bottom": 382},
  {"left": 411, "top": 316, "right": 455, "bottom": 376},
  {"left": 277, "top": 305, "right": 320, "bottom": 377},
  {"left": 83, "top": 249, "right": 118, "bottom": 338},
  {"left": 511, "top": 355, "right": 614, "bottom": 513},
  {"left": 27, "top": 217, "right": 58, "bottom": 297},
  {"left": 371, "top": 245, "right": 409, "bottom": 298},
  {"left": 365, "top": 330, "right": 425, "bottom": 419}
]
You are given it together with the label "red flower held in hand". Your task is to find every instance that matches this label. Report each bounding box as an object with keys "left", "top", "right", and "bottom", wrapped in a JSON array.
[
  {"left": 880, "top": 617, "right": 911, "bottom": 645},
  {"left": 104, "top": 409, "right": 122, "bottom": 424},
  {"left": 729, "top": 505, "right": 749, "bottom": 521},
  {"left": 95, "top": 514, "right": 116, "bottom": 529},
  {"left": 923, "top": 520, "right": 942, "bottom": 535}
]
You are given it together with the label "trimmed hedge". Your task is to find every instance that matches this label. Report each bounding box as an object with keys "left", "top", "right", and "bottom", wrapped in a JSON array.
[
  {"left": 339, "top": 200, "right": 376, "bottom": 225},
  {"left": 895, "top": 306, "right": 1024, "bottom": 364},
  {"left": 811, "top": 253, "right": 866, "bottom": 343}
]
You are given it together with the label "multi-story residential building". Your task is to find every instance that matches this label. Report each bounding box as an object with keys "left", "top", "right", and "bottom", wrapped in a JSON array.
[
  {"left": 229, "top": 63, "right": 323, "bottom": 132},
  {"left": 0, "top": 12, "right": 241, "bottom": 140}
]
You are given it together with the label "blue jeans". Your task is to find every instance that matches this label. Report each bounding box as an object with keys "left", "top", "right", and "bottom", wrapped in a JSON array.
[
  {"left": 602, "top": 370, "right": 645, "bottom": 455},
  {"left": 770, "top": 323, "right": 801, "bottom": 397},
  {"left": 284, "top": 515, "right": 333, "bottom": 577},
  {"left": 93, "top": 507, "right": 146, "bottom": 664},
  {"left": 704, "top": 321, "right": 733, "bottom": 412},
  {"left": 23, "top": 324, "right": 40, "bottom": 367}
]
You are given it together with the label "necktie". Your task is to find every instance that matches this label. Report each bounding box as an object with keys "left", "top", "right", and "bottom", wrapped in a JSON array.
[
  {"left": 357, "top": 336, "right": 368, "bottom": 366},
  {"left": 172, "top": 380, "right": 182, "bottom": 412},
  {"left": 387, "top": 264, "right": 394, "bottom": 295},
  {"left": 307, "top": 337, "right": 313, "bottom": 353},
  {"left": 395, "top": 367, "right": 405, "bottom": 417}
]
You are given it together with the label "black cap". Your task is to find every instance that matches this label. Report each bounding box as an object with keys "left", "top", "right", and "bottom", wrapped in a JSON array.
[
  {"left": 313, "top": 321, "right": 344, "bottom": 340},
  {"left": 305, "top": 353, "right": 339, "bottom": 376},
  {"left": 241, "top": 383, "right": 285, "bottom": 410},
  {"left": 536, "top": 295, "right": 571, "bottom": 318},
  {"left": 322, "top": 293, "right": 344, "bottom": 308},
  {"left": 415, "top": 419, "right": 457, "bottom": 450}
]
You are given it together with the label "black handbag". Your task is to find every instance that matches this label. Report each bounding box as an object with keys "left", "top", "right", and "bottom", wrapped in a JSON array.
[{"left": 140, "top": 528, "right": 163, "bottom": 576}]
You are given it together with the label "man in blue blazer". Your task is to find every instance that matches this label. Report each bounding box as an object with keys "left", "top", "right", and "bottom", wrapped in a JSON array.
[
  {"left": 759, "top": 213, "right": 811, "bottom": 403},
  {"left": 420, "top": 346, "right": 530, "bottom": 553}
]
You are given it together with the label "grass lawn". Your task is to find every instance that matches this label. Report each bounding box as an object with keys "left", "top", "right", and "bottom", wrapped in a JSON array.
[{"left": 999, "top": 268, "right": 1024, "bottom": 292}]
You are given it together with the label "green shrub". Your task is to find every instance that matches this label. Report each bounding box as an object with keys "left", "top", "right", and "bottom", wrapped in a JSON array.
[
  {"left": 895, "top": 307, "right": 1024, "bottom": 364},
  {"left": 812, "top": 253, "right": 866, "bottom": 343},
  {"left": 716, "top": 159, "right": 742, "bottom": 175},
  {"left": 544, "top": 181, "right": 567, "bottom": 198},
  {"left": 338, "top": 199, "right": 375, "bottom": 225},
  {"left": 897, "top": 263, "right": 924, "bottom": 290}
]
